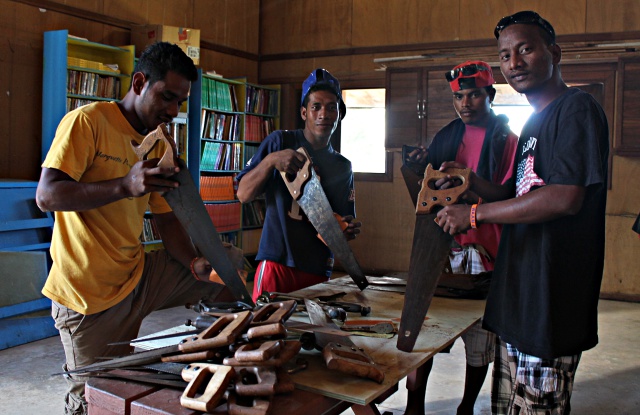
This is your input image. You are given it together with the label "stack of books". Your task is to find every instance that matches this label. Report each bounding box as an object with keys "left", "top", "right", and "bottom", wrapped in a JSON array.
[
  {"left": 242, "top": 199, "right": 266, "bottom": 228},
  {"left": 205, "top": 202, "right": 241, "bottom": 232},
  {"left": 200, "top": 142, "right": 243, "bottom": 171},
  {"left": 199, "top": 176, "right": 236, "bottom": 201},
  {"left": 201, "top": 78, "right": 238, "bottom": 112},
  {"left": 244, "top": 115, "right": 275, "bottom": 143}
]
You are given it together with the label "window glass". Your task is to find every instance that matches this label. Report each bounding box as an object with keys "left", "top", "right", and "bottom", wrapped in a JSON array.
[
  {"left": 340, "top": 89, "right": 387, "bottom": 174},
  {"left": 492, "top": 84, "right": 533, "bottom": 136}
]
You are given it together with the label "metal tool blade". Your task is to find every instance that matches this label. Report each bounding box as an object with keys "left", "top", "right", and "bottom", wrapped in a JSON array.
[
  {"left": 164, "top": 160, "right": 253, "bottom": 305},
  {"left": 304, "top": 299, "right": 385, "bottom": 383},
  {"left": 396, "top": 164, "right": 471, "bottom": 353},
  {"left": 341, "top": 322, "right": 396, "bottom": 335},
  {"left": 397, "top": 214, "right": 452, "bottom": 352},
  {"left": 57, "top": 344, "right": 182, "bottom": 375},
  {"left": 304, "top": 298, "right": 347, "bottom": 348},
  {"left": 107, "top": 329, "right": 202, "bottom": 346},
  {"left": 282, "top": 148, "right": 369, "bottom": 291}
]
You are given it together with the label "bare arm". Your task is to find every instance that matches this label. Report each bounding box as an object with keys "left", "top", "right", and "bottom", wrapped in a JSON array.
[
  {"left": 35, "top": 160, "right": 180, "bottom": 212},
  {"left": 236, "top": 149, "right": 306, "bottom": 203},
  {"left": 436, "top": 184, "right": 586, "bottom": 235}
]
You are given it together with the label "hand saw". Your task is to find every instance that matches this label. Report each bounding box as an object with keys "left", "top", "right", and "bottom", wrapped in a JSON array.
[
  {"left": 397, "top": 164, "right": 470, "bottom": 352},
  {"left": 280, "top": 147, "right": 369, "bottom": 290},
  {"left": 304, "top": 299, "right": 384, "bottom": 383},
  {"left": 132, "top": 124, "right": 253, "bottom": 305}
]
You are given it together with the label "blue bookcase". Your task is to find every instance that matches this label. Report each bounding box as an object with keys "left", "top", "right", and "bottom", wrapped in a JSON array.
[
  {"left": 187, "top": 70, "right": 280, "bottom": 256},
  {"left": 0, "top": 181, "right": 56, "bottom": 349},
  {"left": 42, "top": 30, "right": 134, "bottom": 161}
]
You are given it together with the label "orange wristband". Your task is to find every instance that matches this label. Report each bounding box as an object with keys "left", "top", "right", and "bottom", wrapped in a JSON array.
[
  {"left": 470, "top": 204, "right": 478, "bottom": 229},
  {"left": 190, "top": 257, "right": 200, "bottom": 281}
]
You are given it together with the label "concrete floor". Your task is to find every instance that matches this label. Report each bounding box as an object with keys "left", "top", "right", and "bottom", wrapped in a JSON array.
[{"left": 1, "top": 299, "right": 638, "bottom": 415}]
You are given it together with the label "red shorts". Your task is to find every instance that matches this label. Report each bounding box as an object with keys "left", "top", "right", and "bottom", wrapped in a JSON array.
[{"left": 252, "top": 260, "right": 329, "bottom": 301}]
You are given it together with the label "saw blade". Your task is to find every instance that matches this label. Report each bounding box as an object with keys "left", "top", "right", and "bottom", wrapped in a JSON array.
[
  {"left": 396, "top": 214, "right": 453, "bottom": 352},
  {"left": 164, "top": 160, "right": 253, "bottom": 305},
  {"left": 282, "top": 147, "right": 369, "bottom": 290}
]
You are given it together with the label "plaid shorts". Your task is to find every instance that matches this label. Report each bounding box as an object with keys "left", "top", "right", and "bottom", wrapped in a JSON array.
[
  {"left": 492, "top": 337, "right": 581, "bottom": 415},
  {"left": 460, "top": 320, "right": 496, "bottom": 367}
]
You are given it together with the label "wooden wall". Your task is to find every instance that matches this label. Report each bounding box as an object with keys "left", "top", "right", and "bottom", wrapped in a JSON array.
[{"left": 0, "top": 0, "right": 638, "bottom": 298}]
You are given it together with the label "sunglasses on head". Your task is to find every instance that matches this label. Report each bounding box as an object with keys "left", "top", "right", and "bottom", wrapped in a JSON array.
[
  {"left": 445, "top": 64, "right": 488, "bottom": 82},
  {"left": 494, "top": 10, "right": 556, "bottom": 41}
]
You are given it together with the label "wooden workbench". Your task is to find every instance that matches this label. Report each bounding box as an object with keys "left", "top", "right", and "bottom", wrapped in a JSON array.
[
  {"left": 86, "top": 276, "right": 486, "bottom": 414},
  {"left": 288, "top": 277, "right": 485, "bottom": 406}
]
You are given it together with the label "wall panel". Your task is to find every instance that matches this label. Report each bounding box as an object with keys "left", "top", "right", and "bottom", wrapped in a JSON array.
[
  {"left": 348, "top": 152, "right": 416, "bottom": 274},
  {"left": 603, "top": 214, "right": 640, "bottom": 299},
  {"left": 586, "top": 0, "right": 640, "bottom": 33},
  {"left": 199, "top": 49, "right": 258, "bottom": 82},
  {"left": 259, "top": 0, "right": 352, "bottom": 55},
  {"left": 194, "top": 0, "right": 259, "bottom": 54}
]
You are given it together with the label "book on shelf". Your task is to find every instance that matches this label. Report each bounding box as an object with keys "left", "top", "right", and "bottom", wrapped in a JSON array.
[
  {"left": 202, "top": 77, "right": 237, "bottom": 112},
  {"left": 201, "top": 142, "right": 243, "bottom": 171},
  {"left": 245, "top": 115, "right": 274, "bottom": 143},
  {"left": 169, "top": 121, "right": 187, "bottom": 159},
  {"left": 245, "top": 86, "right": 279, "bottom": 115},
  {"left": 141, "top": 215, "right": 161, "bottom": 242},
  {"left": 220, "top": 232, "right": 239, "bottom": 247},
  {"left": 242, "top": 199, "right": 266, "bottom": 227},
  {"left": 201, "top": 111, "right": 241, "bottom": 141},
  {"left": 199, "top": 175, "right": 236, "bottom": 201},
  {"left": 244, "top": 145, "right": 258, "bottom": 165},
  {"left": 205, "top": 202, "right": 241, "bottom": 233},
  {"left": 67, "top": 70, "right": 121, "bottom": 99}
]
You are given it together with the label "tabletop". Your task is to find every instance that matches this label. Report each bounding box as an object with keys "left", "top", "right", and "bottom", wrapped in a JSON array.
[
  {"left": 86, "top": 275, "right": 486, "bottom": 414},
  {"left": 286, "top": 276, "right": 486, "bottom": 406}
]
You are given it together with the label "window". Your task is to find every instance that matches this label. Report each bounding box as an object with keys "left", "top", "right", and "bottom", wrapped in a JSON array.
[
  {"left": 492, "top": 84, "right": 533, "bottom": 136},
  {"left": 340, "top": 88, "right": 391, "bottom": 180}
]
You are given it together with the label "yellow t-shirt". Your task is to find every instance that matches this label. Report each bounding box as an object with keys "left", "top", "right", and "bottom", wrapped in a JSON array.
[{"left": 41, "top": 101, "right": 172, "bottom": 315}]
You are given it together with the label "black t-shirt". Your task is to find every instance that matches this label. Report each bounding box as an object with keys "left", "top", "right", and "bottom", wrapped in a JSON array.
[{"left": 483, "top": 88, "right": 609, "bottom": 359}]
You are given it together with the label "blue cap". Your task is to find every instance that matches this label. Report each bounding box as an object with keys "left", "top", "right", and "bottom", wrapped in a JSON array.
[{"left": 301, "top": 68, "right": 346, "bottom": 120}]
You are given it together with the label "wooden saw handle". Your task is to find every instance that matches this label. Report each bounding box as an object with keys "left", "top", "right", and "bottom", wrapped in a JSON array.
[
  {"left": 416, "top": 164, "right": 471, "bottom": 214},
  {"left": 280, "top": 147, "right": 312, "bottom": 201},
  {"left": 130, "top": 124, "right": 177, "bottom": 168},
  {"left": 323, "top": 342, "right": 385, "bottom": 384}
]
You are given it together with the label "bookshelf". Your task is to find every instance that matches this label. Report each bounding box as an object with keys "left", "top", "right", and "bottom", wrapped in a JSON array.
[
  {"left": 42, "top": 30, "right": 134, "bottom": 161},
  {"left": 242, "top": 80, "right": 280, "bottom": 257},
  {"left": 188, "top": 70, "right": 280, "bottom": 256}
]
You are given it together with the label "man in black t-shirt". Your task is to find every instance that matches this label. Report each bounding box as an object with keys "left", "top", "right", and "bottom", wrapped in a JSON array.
[{"left": 434, "top": 11, "right": 608, "bottom": 414}]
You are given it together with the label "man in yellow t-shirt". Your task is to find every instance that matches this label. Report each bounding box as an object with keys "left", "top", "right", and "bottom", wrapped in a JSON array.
[{"left": 37, "top": 42, "right": 236, "bottom": 415}]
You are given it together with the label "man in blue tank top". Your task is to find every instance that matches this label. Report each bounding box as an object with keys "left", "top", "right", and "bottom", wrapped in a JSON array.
[{"left": 236, "top": 68, "right": 361, "bottom": 302}]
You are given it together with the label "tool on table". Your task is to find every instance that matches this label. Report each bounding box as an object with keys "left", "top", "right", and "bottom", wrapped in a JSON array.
[
  {"left": 107, "top": 329, "right": 203, "bottom": 346},
  {"left": 328, "top": 275, "right": 408, "bottom": 293},
  {"left": 60, "top": 300, "right": 302, "bottom": 376},
  {"left": 256, "top": 291, "right": 349, "bottom": 322},
  {"left": 304, "top": 299, "right": 384, "bottom": 383},
  {"left": 281, "top": 147, "right": 369, "bottom": 291},
  {"left": 397, "top": 164, "right": 470, "bottom": 352},
  {"left": 187, "top": 300, "right": 254, "bottom": 314},
  {"left": 341, "top": 322, "right": 395, "bottom": 335},
  {"left": 180, "top": 363, "right": 235, "bottom": 412},
  {"left": 132, "top": 125, "right": 253, "bottom": 305},
  {"left": 257, "top": 290, "right": 368, "bottom": 320},
  {"left": 325, "top": 301, "right": 371, "bottom": 316}
]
